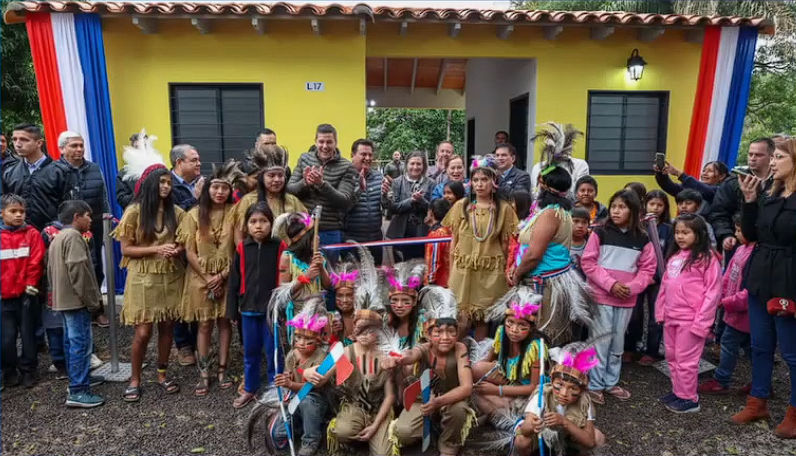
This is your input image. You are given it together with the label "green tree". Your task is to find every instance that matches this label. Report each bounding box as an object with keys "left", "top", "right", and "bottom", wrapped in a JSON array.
[
  {"left": 515, "top": 0, "right": 796, "bottom": 165},
  {"left": 366, "top": 108, "right": 465, "bottom": 162},
  {"left": 1, "top": 0, "right": 40, "bottom": 130}
]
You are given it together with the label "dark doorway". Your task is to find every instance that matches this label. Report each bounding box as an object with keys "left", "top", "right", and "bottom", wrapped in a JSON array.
[
  {"left": 509, "top": 93, "right": 529, "bottom": 171},
  {"left": 466, "top": 117, "right": 475, "bottom": 165}
]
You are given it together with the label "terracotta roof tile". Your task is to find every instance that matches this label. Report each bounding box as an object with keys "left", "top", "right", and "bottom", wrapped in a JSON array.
[{"left": 3, "top": 0, "right": 773, "bottom": 31}]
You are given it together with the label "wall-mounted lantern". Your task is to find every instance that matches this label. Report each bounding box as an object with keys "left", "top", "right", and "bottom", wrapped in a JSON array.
[{"left": 627, "top": 48, "right": 647, "bottom": 81}]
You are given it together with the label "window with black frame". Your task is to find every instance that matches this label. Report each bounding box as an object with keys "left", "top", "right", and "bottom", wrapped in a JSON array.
[
  {"left": 586, "top": 91, "right": 669, "bottom": 175},
  {"left": 170, "top": 84, "right": 264, "bottom": 174}
]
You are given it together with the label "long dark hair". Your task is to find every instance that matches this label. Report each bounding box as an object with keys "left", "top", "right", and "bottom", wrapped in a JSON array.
[
  {"left": 461, "top": 167, "right": 504, "bottom": 219},
  {"left": 668, "top": 213, "right": 714, "bottom": 271},
  {"left": 645, "top": 189, "right": 671, "bottom": 225},
  {"left": 257, "top": 168, "right": 287, "bottom": 206},
  {"left": 388, "top": 297, "right": 419, "bottom": 345},
  {"left": 197, "top": 179, "right": 232, "bottom": 238},
  {"left": 285, "top": 214, "right": 314, "bottom": 264},
  {"left": 606, "top": 189, "right": 644, "bottom": 236},
  {"left": 537, "top": 166, "right": 572, "bottom": 211},
  {"left": 245, "top": 202, "right": 274, "bottom": 237},
  {"left": 511, "top": 190, "right": 533, "bottom": 220},
  {"left": 444, "top": 180, "right": 466, "bottom": 202},
  {"left": 497, "top": 324, "right": 546, "bottom": 376},
  {"left": 135, "top": 168, "right": 178, "bottom": 244}
]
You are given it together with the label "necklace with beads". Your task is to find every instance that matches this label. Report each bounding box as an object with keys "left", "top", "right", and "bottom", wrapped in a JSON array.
[{"left": 470, "top": 201, "right": 496, "bottom": 242}]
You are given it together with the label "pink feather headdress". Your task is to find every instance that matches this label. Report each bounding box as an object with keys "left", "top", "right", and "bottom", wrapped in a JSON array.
[
  {"left": 507, "top": 301, "right": 541, "bottom": 322},
  {"left": 285, "top": 294, "right": 329, "bottom": 340},
  {"left": 549, "top": 336, "right": 607, "bottom": 386},
  {"left": 287, "top": 314, "right": 328, "bottom": 334},
  {"left": 383, "top": 261, "right": 426, "bottom": 298}
]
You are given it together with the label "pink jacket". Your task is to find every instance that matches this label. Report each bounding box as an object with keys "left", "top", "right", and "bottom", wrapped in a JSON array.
[
  {"left": 720, "top": 243, "right": 754, "bottom": 333},
  {"left": 655, "top": 250, "right": 723, "bottom": 338},
  {"left": 580, "top": 227, "right": 657, "bottom": 308}
]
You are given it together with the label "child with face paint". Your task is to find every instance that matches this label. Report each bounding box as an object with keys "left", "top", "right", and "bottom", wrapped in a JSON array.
[
  {"left": 474, "top": 286, "right": 548, "bottom": 431},
  {"left": 515, "top": 340, "right": 606, "bottom": 456},
  {"left": 329, "top": 260, "right": 358, "bottom": 347},
  {"left": 383, "top": 286, "right": 476, "bottom": 456},
  {"left": 324, "top": 254, "right": 395, "bottom": 455},
  {"left": 265, "top": 294, "right": 331, "bottom": 456},
  {"left": 382, "top": 261, "right": 427, "bottom": 351}
]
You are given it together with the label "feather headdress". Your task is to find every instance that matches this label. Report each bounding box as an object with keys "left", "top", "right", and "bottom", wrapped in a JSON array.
[
  {"left": 329, "top": 258, "right": 359, "bottom": 291},
  {"left": 350, "top": 245, "right": 388, "bottom": 333},
  {"left": 383, "top": 260, "right": 426, "bottom": 298},
  {"left": 120, "top": 128, "right": 165, "bottom": 182},
  {"left": 250, "top": 144, "right": 288, "bottom": 173},
  {"left": 548, "top": 336, "right": 606, "bottom": 386},
  {"left": 470, "top": 154, "right": 499, "bottom": 180},
  {"left": 418, "top": 285, "right": 458, "bottom": 333},
  {"left": 285, "top": 294, "right": 329, "bottom": 340},
  {"left": 485, "top": 285, "right": 542, "bottom": 324},
  {"left": 209, "top": 159, "right": 245, "bottom": 189},
  {"left": 531, "top": 122, "right": 583, "bottom": 169},
  {"left": 272, "top": 212, "right": 314, "bottom": 246}
]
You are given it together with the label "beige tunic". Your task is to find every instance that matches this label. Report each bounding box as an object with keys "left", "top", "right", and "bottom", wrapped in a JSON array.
[
  {"left": 176, "top": 205, "right": 235, "bottom": 322},
  {"left": 112, "top": 204, "right": 186, "bottom": 325},
  {"left": 231, "top": 191, "right": 306, "bottom": 233}
]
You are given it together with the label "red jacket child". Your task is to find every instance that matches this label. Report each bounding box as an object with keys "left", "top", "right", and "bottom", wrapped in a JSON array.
[
  {"left": 1, "top": 224, "right": 45, "bottom": 299},
  {"left": 425, "top": 224, "right": 451, "bottom": 287}
]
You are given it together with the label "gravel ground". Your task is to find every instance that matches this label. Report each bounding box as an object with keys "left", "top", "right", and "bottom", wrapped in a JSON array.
[{"left": 4, "top": 315, "right": 796, "bottom": 456}]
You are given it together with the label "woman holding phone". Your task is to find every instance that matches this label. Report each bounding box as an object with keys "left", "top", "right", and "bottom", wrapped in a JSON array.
[
  {"left": 653, "top": 157, "right": 728, "bottom": 215},
  {"left": 382, "top": 150, "right": 434, "bottom": 261}
]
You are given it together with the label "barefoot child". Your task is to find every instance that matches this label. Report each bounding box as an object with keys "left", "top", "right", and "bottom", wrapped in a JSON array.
[
  {"left": 384, "top": 286, "right": 476, "bottom": 456},
  {"left": 227, "top": 203, "right": 284, "bottom": 408},
  {"left": 515, "top": 340, "right": 605, "bottom": 456},
  {"left": 657, "top": 213, "right": 722, "bottom": 413}
]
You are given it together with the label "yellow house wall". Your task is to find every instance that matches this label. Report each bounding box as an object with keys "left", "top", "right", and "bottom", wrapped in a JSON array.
[
  {"left": 103, "top": 18, "right": 702, "bottom": 202},
  {"left": 366, "top": 22, "right": 703, "bottom": 202},
  {"left": 102, "top": 19, "right": 367, "bottom": 167}
]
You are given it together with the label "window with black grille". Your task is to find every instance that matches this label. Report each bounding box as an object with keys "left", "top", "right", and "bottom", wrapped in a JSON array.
[
  {"left": 170, "top": 84, "right": 264, "bottom": 174},
  {"left": 586, "top": 91, "right": 669, "bottom": 175}
]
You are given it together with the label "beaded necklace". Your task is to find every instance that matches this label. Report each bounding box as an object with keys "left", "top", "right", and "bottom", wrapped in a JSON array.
[{"left": 470, "top": 200, "right": 496, "bottom": 242}]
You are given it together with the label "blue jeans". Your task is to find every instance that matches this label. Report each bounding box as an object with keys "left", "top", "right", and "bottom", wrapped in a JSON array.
[
  {"left": 749, "top": 294, "right": 796, "bottom": 406},
  {"left": 590, "top": 305, "right": 633, "bottom": 391},
  {"left": 319, "top": 230, "right": 343, "bottom": 264},
  {"left": 63, "top": 308, "right": 92, "bottom": 394},
  {"left": 1, "top": 296, "right": 39, "bottom": 374},
  {"left": 174, "top": 321, "right": 198, "bottom": 350},
  {"left": 47, "top": 327, "right": 66, "bottom": 368},
  {"left": 272, "top": 391, "right": 328, "bottom": 446},
  {"left": 714, "top": 325, "right": 751, "bottom": 387},
  {"left": 241, "top": 314, "right": 280, "bottom": 393}
]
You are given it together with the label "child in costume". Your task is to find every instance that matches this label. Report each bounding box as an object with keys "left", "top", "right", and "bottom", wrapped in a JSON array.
[
  {"left": 326, "top": 247, "right": 395, "bottom": 455},
  {"left": 656, "top": 213, "right": 722, "bottom": 414},
  {"left": 263, "top": 293, "right": 332, "bottom": 456},
  {"left": 227, "top": 202, "right": 285, "bottom": 408},
  {"left": 178, "top": 160, "right": 244, "bottom": 396},
  {"left": 113, "top": 132, "right": 185, "bottom": 402},
  {"left": 444, "top": 155, "right": 518, "bottom": 341},
  {"left": 329, "top": 258, "right": 359, "bottom": 347},
  {"left": 382, "top": 261, "right": 427, "bottom": 351},
  {"left": 474, "top": 286, "right": 547, "bottom": 430},
  {"left": 425, "top": 198, "right": 452, "bottom": 287},
  {"left": 515, "top": 340, "right": 605, "bottom": 456},
  {"left": 273, "top": 212, "right": 330, "bottom": 318},
  {"left": 384, "top": 286, "right": 476, "bottom": 456}
]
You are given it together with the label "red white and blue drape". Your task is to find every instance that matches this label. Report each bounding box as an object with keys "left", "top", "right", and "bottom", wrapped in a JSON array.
[
  {"left": 26, "top": 12, "right": 125, "bottom": 292},
  {"left": 684, "top": 26, "right": 759, "bottom": 176}
]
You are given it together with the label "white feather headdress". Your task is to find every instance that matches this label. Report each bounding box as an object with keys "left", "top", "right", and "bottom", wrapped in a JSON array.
[
  {"left": 121, "top": 129, "right": 165, "bottom": 181},
  {"left": 531, "top": 122, "right": 583, "bottom": 168}
]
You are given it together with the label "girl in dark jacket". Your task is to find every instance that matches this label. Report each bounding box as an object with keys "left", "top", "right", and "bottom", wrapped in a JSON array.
[{"left": 732, "top": 136, "right": 796, "bottom": 438}]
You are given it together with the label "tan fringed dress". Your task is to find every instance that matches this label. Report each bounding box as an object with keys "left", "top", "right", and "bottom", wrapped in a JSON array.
[
  {"left": 443, "top": 199, "right": 518, "bottom": 322},
  {"left": 176, "top": 205, "right": 236, "bottom": 322},
  {"left": 113, "top": 204, "right": 186, "bottom": 325},
  {"left": 231, "top": 191, "right": 306, "bottom": 234}
]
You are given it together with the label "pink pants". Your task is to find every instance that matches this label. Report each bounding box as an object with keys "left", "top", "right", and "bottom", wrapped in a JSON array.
[{"left": 664, "top": 320, "right": 706, "bottom": 402}]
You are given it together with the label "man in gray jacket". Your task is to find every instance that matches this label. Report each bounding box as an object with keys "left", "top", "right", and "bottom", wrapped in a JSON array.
[
  {"left": 344, "top": 139, "right": 384, "bottom": 264},
  {"left": 287, "top": 124, "right": 358, "bottom": 257}
]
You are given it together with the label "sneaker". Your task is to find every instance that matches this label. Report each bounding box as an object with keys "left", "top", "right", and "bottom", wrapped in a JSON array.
[
  {"left": 65, "top": 391, "right": 105, "bottom": 408},
  {"left": 298, "top": 440, "right": 320, "bottom": 456},
  {"left": 21, "top": 372, "right": 38, "bottom": 389},
  {"left": 90, "top": 375, "right": 105, "bottom": 387},
  {"left": 698, "top": 379, "right": 730, "bottom": 395},
  {"left": 93, "top": 314, "right": 110, "bottom": 328},
  {"left": 665, "top": 398, "right": 701, "bottom": 414},
  {"left": 659, "top": 392, "right": 678, "bottom": 405},
  {"left": 3, "top": 372, "right": 22, "bottom": 388},
  {"left": 178, "top": 347, "right": 197, "bottom": 366},
  {"left": 90, "top": 354, "right": 103, "bottom": 370}
]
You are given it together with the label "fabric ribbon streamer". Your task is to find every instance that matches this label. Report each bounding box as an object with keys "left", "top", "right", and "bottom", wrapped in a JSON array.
[{"left": 538, "top": 338, "right": 546, "bottom": 456}]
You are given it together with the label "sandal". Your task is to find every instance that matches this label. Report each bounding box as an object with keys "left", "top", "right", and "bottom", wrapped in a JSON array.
[
  {"left": 606, "top": 386, "right": 631, "bottom": 400},
  {"left": 588, "top": 390, "right": 605, "bottom": 405},
  {"left": 195, "top": 357, "right": 210, "bottom": 397},
  {"left": 238, "top": 375, "right": 246, "bottom": 395},
  {"left": 233, "top": 391, "right": 256, "bottom": 409},
  {"left": 123, "top": 385, "right": 141, "bottom": 402},
  {"left": 156, "top": 366, "right": 180, "bottom": 394},
  {"left": 218, "top": 365, "right": 234, "bottom": 390}
]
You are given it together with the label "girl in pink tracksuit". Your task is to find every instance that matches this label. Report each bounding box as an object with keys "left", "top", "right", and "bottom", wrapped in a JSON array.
[
  {"left": 656, "top": 213, "right": 722, "bottom": 414},
  {"left": 581, "top": 189, "right": 657, "bottom": 404}
]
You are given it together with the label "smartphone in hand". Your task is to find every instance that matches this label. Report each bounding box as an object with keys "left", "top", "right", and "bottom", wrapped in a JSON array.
[{"left": 655, "top": 153, "right": 665, "bottom": 170}]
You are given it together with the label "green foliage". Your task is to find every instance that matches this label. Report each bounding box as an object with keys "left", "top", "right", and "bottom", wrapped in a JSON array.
[
  {"left": 514, "top": 0, "right": 796, "bottom": 165},
  {"left": 366, "top": 108, "right": 465, "bottom": 161},
  {"left": 1, "top": 0, "right": 41, "bottom": 130}
]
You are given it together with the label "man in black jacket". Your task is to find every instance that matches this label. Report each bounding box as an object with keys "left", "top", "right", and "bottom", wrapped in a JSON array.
[
  {"left": 55, "top": 131, "right": 111, "bottom": 327},
  {"left": 495, "top": 143, "right": 531, "bottom": 197},
  {"left": 709, "top": 138, "right": 773, "bottom": 253},
  {"left": 169, "top": 144, "right": 203, "bottom": 211},
  {"left": 345, "top": 139, "right": 384, "bottom": 264},
  {"left": 2, "top": 124, "right": 68, "bottom": 230}
]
